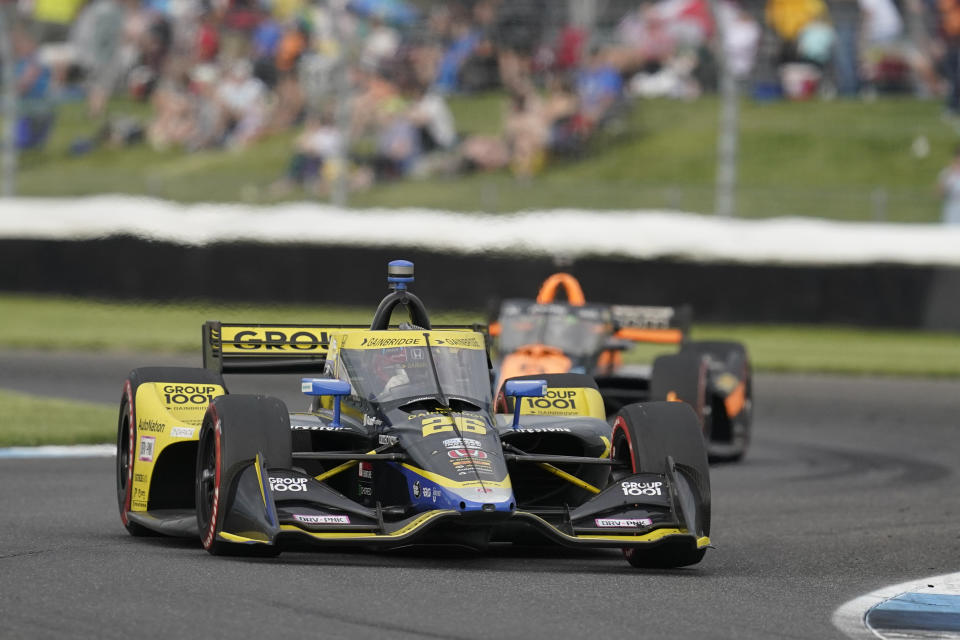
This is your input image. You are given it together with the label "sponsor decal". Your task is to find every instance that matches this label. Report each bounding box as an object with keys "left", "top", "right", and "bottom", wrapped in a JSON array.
[
  {"left": 134, "top": 472, "right": 148, "bottom": 483},
  {"left": 170, "top": 426, "right": 195, "bottom": 438},
  {"left": 422, "top": 487, "right": 432, "bottom": 499},
  {"left": 464, "top": 486, "right": 496, "bottom": 497},
  {"left": 161, "top": 385, "right": 219, "bottom": 406},
  {"left": 611, "top": 305, "right": 675, "bottom": 329},
  {"left": 379, "top": 434, "right": 398, "bottom": 446},
  {"left": 524, "top": 389, "right": 580, "bottom": 412},
  {"left": 443, "top": 437, "right": 483, "bottom": 449},
  {"left": 430, "top": 336, "right": 482, "bottom": 348},
  {"left": 358, "top": 462, "right": 373, "bottom": 479},
  {"left": 138, "top": 418, "right": 164, "bottom": 433},
  {"left": 229, "top": 329, "right": 327, "bottom": 352},
  {"left": 359, "top": 486, "right": 373, "bottom": 496},
  {"left": 360, "top": 336, "right": 423, "bottom": 348},
  {"left": 270, "top": 477, "right": 308, "bottom": 492},
  {"left": 131, "top": 499, "right": 148, "bottom": 510},
  {"left": 621, "top": 481, "right": 663, "bottom": 497},
  {"left": 300, "top": 381, "right": 313, "bottom": 393},
  {"left": 293, "top": 514, "right": 350, "bottom": 525},
  {"left": 595, "top": 518, "right": 653, "bottom": 528},
  {"left": 412, "top": 481, "right": 421, "bottom": 498},
  {"left": 420, "top": 415, "right": 487, "bottom": 437},
  {"left": 291, "top": 424, "right": 343, "bottom": 431},
  {"left": 515, "top": 427, "right": 572, "bottom": 433},
  {"left": 364, "top": 415, "right": 382, "bottom": 427},
  {"left": 448, "top": 449, "right": 488, "bottom": 459},
  {"left": 451, "top": 457, "right": 495, "bottom": 475},
  {"left": 138, "top": 436, "right": 155, "bottom": 462}
]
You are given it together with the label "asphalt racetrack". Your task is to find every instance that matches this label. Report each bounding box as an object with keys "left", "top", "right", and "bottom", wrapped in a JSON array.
[{"left": 1, "top": 350, "right": 958, "bottom": 639}]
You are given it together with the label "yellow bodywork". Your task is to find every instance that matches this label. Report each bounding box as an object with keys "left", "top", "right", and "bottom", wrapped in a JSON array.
[{"left": 131, "top": 382, "right": 225, "bottom": 511}]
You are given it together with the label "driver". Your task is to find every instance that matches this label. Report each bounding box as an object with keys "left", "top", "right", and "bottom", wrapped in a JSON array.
[{"left": 372, "top": 347, "right": 431, "bottom": 398}]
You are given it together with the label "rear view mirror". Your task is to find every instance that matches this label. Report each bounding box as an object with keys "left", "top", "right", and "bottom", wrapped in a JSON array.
[
  {"left": 504, "top": 379, "right": 547, "bottom": 398},
  {"left": 505, "top": 379, "right": 547, "bottom": 429},
  {"left": 301, "top": 378, "right": 351, "bottom": 427},
  {"left": 301, "top": 378, "right": 351, "bottom": 397}
]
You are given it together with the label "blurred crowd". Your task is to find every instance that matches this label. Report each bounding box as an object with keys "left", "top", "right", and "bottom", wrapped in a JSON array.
[{"left": 4, "top": 0, "right": 960, "bottom": 192}]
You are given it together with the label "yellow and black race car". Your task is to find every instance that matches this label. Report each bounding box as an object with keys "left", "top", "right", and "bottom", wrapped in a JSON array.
[
  {"left": 116, "top": 261, "right": 711, "bottom": 567},
  {"left": 491, "top": 273, "right": 753, "bottom": 462}
]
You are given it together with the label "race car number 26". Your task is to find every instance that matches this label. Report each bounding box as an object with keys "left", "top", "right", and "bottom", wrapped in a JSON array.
[{"left": 421, "top": 416, "right": 487, "bottom": 437}]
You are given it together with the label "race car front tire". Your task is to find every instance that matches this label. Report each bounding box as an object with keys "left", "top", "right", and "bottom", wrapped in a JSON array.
[
  {"left": 195, "top": 394, "right": 291, "bottom": 556},
  {"left": 611, "top": 401, "right": 711, "bottom": 568},
  {"left": 116, "top": 366, "right": 225, "bottom": 536}
]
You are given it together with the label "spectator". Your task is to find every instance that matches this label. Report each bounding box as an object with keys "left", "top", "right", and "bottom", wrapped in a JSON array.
[
  {"left": 858, "top": 0, "right": 939, "bottom": 94},
  {"left": 71, "top": 0, "right": 129, "bottom": 117},
  {"left": 543, "top": 74, "right": 582, "bottom": 155},
  {"left": 361, "top": 18, "right": 400, "bottom": 70},
  {"left": 831, "top": 0, "right": 862, "bottom": 95},
  {"left": 12, "top": 27, "right": 56, "bottom": 151},
  {"left": 407, "top": 84, "right": 457, "bottom": 152},
  {"left": 720, "top": 1, "right": 761, "bottom": 80},
  {"left": 938, "top": 144, "right": 960, "bottom": 223},
  {"left": 766, "top": 0, "right": 829, "bottom": 46},
  {"left": 194, "top": 9, "right": 221, "bottom": 64},
  {"left": 373, "top": 98, "right": 421, "bottom": 180},
  {"left": 766, "top": 0, "right": 833, "bottom": 98},
  {"left": 215, "top": 59, "right": 269, "bottom": 148},
  {"left": 31, "top": 0, "right": 86, "bottom": 42},
  {"left": 504, "top": 88, "right": 548, "bottom": 179},
  {"left": 576, "top": 47, "right": 624, "bottom": 132},
  {"left": 147, "top": 73, "right": 194, "bottom": 150},
  {"left": 434, "top": 19, "right": 482, "bottom": 93},
  {"left": 939, "top": 0, "right": 960, "bottom": 114},
  {"left": 273, "top": 111, "right": 344, "bottom": 194},
  {"left": 186, "top": 64, "right": 224, "bottom": 151}
]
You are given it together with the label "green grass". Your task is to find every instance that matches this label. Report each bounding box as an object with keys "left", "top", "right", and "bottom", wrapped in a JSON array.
[
  {"left": 0, "top": 389, "right": 116, "bottom": 446},
  {"left": 2, "top": 293, "right": 958, "bottom": 377},
  {"left": 688, "top": 324, "right": 960, "bottom": 377},
  {"left": 0, "top": 293, "right": 478, "bottom": 352},
  {"left": 10, "top": 95, "right": 952, "bottom": 221}
]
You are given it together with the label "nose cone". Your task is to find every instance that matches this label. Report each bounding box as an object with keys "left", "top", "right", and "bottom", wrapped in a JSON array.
[{"left": 448, "top": 485, "right": 515, "bottom": 513}]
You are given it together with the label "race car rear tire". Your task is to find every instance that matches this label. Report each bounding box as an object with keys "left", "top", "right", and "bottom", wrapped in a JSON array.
[
  {"left": 116, "top": 366, "right": 225, "bottom": 536},
  {"left": 682, "top": 340, "right": 753, "bottom": 463},
  {"left": 611, "top": 402, "right": 710, "bottom": 568},
  {"left": 196, "top": 394, "right": 291, "bottom": 556},
  {"left": 649, "top": 351, "right": 708, "bottom": 435}
]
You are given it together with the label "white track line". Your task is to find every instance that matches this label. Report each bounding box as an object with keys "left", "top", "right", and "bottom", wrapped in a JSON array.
[
  {"left": 834, "top": 572, "right": 960, "bottom": 639},
  {"left": 0, "top": 444, "right": 116, "bottom": 459}
]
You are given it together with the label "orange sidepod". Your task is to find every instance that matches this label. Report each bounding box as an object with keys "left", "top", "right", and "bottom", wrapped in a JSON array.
[
  {"left": 536, "top": 273, "right": 586, "bottom": 306},
  {"left": 724, "top": 381, "right": 747, "bottom": 417},
  {"left": 497, "top": 345, "right": 572, "bottom": 395},
  {"left": 595, "top": 349, "right": 623, "bottom": 374},
  {"left": 614, "top": 327, "right": 684, "bottom": 344}
]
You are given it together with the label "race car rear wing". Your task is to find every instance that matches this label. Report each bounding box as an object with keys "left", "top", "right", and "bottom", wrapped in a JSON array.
[
  {"left": 611, "top": 305, "right": 691, "bottom": 345},
  {"left": 202, "top": 321, "right": 490, "bottom": 374}
]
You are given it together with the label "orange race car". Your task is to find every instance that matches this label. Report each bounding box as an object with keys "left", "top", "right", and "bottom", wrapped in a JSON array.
[{"left": 491, "top": 273, "right": 753, "bottom": 462}]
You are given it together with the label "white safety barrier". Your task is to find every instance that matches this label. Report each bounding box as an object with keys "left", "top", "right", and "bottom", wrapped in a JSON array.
[{"left": 2, "top": 195, "right": 959, "bottom": 266}]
